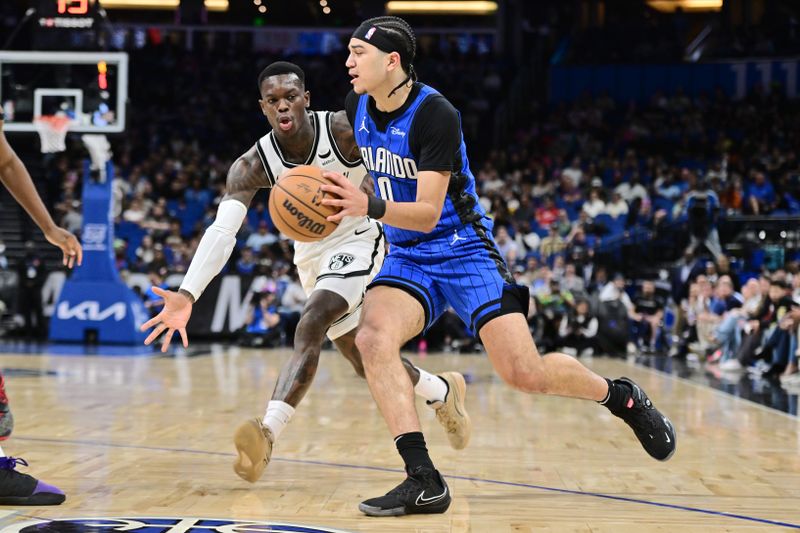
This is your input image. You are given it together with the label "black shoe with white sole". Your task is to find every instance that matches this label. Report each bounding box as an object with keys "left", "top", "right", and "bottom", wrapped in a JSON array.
[
  {"left": 609, "top": 377, "right": 677, "bottom": 461},
  {"left": 359, "top": 466, "right": 450, "bottom": 517}
]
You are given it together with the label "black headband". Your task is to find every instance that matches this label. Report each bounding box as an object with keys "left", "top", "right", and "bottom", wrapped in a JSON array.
[{"left": 352, "top": 22, "right": 409, "bottom": 63}]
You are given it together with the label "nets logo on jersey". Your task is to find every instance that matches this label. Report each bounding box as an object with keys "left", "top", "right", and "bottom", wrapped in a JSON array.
[
  {"left": 360, "top": 147, "right": 417, "bottom": 180},
  {"left": 1, "top": 517, "right": 354, "bottom": 533},
  {"left": 329, "top": 253, "right": 355, "bottom": 271}
]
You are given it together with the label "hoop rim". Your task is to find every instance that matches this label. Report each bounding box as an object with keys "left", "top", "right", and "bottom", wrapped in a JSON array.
[{"left": 33, "top": 114, "right": 72, "bottom": 132}]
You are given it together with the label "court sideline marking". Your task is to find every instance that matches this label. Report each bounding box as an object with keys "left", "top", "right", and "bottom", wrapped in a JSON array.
[{"left": 13, "top": 435, "right": 800, "bottom": 530}]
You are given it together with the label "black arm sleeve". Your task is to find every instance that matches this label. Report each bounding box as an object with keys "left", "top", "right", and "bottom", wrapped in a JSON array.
[
  {"left": 409, "top": 95, "right": 462, "bottom": 172},
  {"left": 344, "top": 90, "right": 359, "bottom": 128}
]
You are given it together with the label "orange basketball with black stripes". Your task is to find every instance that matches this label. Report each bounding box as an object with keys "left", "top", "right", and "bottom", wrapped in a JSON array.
[{"left": 268, "top": 165, "right": 341, "bottom": 242}]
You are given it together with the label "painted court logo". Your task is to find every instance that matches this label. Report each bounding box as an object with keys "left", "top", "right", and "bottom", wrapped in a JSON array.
[{"left": 1, "top": 517, "right": 354, "bottom": 533}]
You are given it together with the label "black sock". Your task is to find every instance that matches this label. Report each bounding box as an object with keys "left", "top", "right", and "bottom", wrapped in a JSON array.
[
  {"left": 395, "top": 432, "right": 435, "bottom": 472},
  {"left": 598, "top": 378, "right": 632, "bottom": 413}
]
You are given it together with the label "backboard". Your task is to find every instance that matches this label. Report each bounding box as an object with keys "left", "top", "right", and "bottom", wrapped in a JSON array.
[{"left": 0, "top": 51, "right": 128, "bottom": 134}]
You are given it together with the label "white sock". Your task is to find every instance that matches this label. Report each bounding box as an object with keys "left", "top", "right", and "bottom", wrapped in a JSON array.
[
  {"left": 262, "top": 401, "right": 295, "bottom": 441},
  {"left": 414, "top": 368, "right": 448, "bottom": 406},
  {"left": 0, "top": 445, "right": 4, "bottom": 457}
]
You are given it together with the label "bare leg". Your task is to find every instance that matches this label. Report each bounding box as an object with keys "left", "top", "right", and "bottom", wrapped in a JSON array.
[
  {"left": 479, "top": 312, "right": 676, "bottom": 461},
  {"left": 333, "top": 329, "right": 421, "bottom": 385},
  {"left": 272, "top": 289, "right": 348, "bottom": 407},
  {"left": 355, "top": 286, "right": 427, "bottom": 436},
  {"left": 480, "top": 313, "right": 608, "bottom": 399}
]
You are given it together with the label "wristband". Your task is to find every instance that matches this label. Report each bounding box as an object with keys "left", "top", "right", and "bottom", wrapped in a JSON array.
[{"left": 367, "top": 195, "right": 387, "bottom": 219}]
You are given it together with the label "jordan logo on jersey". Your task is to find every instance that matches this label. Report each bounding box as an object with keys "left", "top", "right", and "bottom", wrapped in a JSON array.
[
  {"left": 358, "top": 116, "right": 369, "bottom": 133},
  {"left": 450, "top": 230, "right": 466, "bottom": 246},
  {"left": 360, "top": 147, "right": 417, "bottom": 179}
]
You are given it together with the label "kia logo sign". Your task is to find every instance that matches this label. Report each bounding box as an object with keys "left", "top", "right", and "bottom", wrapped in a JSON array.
[{"left": 56, "top": 301, "right": 127, "bottom": 321}]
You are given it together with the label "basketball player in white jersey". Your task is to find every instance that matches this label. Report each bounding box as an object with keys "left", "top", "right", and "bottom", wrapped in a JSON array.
[{"left": 140, "top": 62, "right": 471, "bottom": 483}]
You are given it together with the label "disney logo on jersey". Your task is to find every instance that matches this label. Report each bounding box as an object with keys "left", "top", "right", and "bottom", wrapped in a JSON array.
[
  {"left": 360, "top": 147, "right": 417, "bottom": 180},
  {"left": 0, "top": 517, "right": 354, "bottom": 533},
  {"left": 390, "top": 127, "right": 406, "bottom": 138}
]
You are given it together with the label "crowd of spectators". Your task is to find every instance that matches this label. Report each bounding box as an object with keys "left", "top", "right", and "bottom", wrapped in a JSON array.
[
  {"left": 556, "top": 3, "right": 800, "bottom": 64},
  {"left": 25, "top": 36, "right": 799, "bottom": 358}
]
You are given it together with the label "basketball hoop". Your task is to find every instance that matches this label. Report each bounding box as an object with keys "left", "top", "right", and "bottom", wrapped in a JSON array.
[{"left": 33, "top": 115, "right": 70, "bottom": 154}]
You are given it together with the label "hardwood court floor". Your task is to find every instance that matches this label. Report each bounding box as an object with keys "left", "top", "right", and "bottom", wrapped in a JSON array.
[{"left": 1, "top": 347, "right": 799, "bottom": 532}]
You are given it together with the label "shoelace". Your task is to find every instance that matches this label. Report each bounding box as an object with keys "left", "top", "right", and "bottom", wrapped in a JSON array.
[
  {"left": 436, "top": 409, "right": 462, "bottom": 435},
  {"left": 0, "top": 457, "right": 28, "bottom": 470},
  {"left": 625, "top": 391, "right": 663, "bottom": 436},
  {"left": 386, "top": 475, "right": 423, "bottom": 498}
]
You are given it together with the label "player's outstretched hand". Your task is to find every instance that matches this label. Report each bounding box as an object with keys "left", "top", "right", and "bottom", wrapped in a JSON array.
[
  {"left": 45, "top": 226, "right": 83, "bottom": 269},
  {"left": 320, "top": 171, "right": 368, "bottom": 223},
  {"left": 140, "top": 287, "right": 191, "bottom": 352}
]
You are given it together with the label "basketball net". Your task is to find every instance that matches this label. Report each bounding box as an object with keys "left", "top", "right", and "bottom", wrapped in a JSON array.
[{"left": 33, "top": 115, "right": 71, "bottom": 154}]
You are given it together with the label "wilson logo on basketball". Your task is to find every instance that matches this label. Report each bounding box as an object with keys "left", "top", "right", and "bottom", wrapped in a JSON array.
[{"left": 282, "top": 198, "right": 326, "bottom": 235}]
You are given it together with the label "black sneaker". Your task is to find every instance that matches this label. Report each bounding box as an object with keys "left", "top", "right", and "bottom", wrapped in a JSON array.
[
  {"left": 359, "top": 466, "right": 450, "bottom": 516},
  {"left": 609, "top": 378, "right": 677, "bottom": 461},
  {"left": 0, "top": 457, "right": 65, "bottom": 505}
]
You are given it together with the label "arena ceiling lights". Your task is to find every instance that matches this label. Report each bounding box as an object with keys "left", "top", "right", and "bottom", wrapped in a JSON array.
[
  {"left": 97, "top": 0, "right": 229, "bottom": 11},
  {"left": 385, "top": 1, "right": 498, "bottom": 15},
  {"left": 647, "top": 0, "right": 723, "bottom": 12}
]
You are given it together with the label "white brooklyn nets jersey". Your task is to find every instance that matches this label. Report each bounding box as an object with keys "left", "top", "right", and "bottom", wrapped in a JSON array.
[{"left": 255, "top": 110, "right": 370, "bottom": 265}]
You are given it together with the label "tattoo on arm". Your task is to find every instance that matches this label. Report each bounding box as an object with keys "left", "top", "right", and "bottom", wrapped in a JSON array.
[
  {"left": 223, "top": 146, "right": 270, "bottom": 206},
  {"left": 331, "top": 110, "right": 361, "bottom": 163}
]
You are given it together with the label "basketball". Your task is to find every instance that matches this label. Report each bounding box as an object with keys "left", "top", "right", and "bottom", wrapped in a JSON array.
[{"left": 268, "top": 165, "right": 340, "bottom": 242}]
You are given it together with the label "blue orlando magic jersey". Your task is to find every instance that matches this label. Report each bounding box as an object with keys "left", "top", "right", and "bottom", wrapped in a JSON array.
[{"left": 352, "top": 83, "right": 485, "bottom": 246}]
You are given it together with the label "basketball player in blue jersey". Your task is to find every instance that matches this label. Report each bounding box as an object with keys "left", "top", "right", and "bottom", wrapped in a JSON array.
[
  {"left": 319, "top": 16, "right": 677, "bottom": 516},
  {"left": 140, "top": 62, "right": 470, "bottom": 484}
]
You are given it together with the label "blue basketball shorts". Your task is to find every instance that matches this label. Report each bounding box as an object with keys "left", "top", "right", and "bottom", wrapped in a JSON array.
[{"left": 368, "top": 220, "right": 529, "bottom": 336}]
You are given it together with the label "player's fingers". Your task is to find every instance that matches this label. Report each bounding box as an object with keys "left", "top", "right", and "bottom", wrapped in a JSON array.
[
  {"left": 319, "top": 184, "right": 344, "bottom": 195},
  {"left": 161, "top": 329, "right": 174, "bottom": 352},
  {"left": 140, "top": 314, "right": 162, "bottom": 331},
  {"left": 179, "top": 328, "right": 189, "bottom": 348},
  {"left": 62, "top": 252, "right": 68, "bottom": 267},
  {"left": 327, "top": 212, "right": 345, "bottom": 223},
  {"left": 73, "top": 241, "right": 83, "bottom": 266},
  {"left": 321, "top": 171, "right": 345, "bottom": 184},
  {"left": 152, "top": 286, "right": 169, "bottom": 297},
  {"left": 321, "top": 198, "right": 345, "bottom": 207},
  {"left": 144, "top": 323, "right": 167, "bottom": 345}
]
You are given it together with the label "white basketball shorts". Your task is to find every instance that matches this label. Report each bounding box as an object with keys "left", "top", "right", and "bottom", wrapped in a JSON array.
[{"left": 295, "top": 219, "right": 385, "bottom": 340}]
